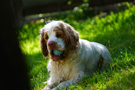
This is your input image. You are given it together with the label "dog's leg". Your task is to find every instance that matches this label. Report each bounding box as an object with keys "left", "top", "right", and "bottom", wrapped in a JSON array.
[
  {"left": 42, "top": 78, "right": 58, "bottom": 90},
  {"left": 52, "top": 77, "right": 82, "bottom": 90},
  {"left": 52, "top": 72, "right": 84, "bottom": 90}
]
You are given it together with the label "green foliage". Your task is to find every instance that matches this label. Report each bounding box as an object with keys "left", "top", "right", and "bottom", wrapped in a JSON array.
[{"left": 18, "top": 3, "right": 135, "bottom": 90}]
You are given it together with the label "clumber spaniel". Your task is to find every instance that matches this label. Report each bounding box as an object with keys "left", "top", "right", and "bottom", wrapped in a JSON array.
[{"left": 40, "top": 20, "right": 111, "bottom": 90}]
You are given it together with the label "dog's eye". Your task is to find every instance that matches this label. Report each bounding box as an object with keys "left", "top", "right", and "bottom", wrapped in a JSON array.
[
  {"left": 56, "top": 33, "right": 62, "bottom": 38},
  {"left": 45, "top": 35, "right": 49, "bottom": 40}
]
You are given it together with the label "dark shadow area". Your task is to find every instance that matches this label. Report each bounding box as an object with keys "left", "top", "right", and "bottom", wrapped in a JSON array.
[{"left": 1, "top": 0, "right": 30, "bottom": 90}]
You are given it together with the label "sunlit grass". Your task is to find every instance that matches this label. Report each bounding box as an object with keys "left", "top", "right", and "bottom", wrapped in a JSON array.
[
  {"left": 18, "top": 3, "right": 135, "bottom": 90},
  {"left": 20, "top": 39, "right": 40, "bottom": 54}
]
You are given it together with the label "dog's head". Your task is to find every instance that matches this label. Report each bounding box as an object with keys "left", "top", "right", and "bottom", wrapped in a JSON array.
[{"left": 40, "top": 21, "right": 79, "bottom": 61}]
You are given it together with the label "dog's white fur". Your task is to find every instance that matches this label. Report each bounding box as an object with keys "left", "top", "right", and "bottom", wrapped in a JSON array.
[
  {"left": 40, "top": 21, "right": 111, "bottom": 90},
  {"left": 44, "top": 22, "right": 66, "bottom": 52}
]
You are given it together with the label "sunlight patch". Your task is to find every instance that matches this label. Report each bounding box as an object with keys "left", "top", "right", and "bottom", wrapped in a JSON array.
[{"left": 20, "top": 39, "right": 41, "bottom": 54}]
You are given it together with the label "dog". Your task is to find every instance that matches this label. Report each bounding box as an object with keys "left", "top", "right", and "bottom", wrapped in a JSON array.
[{"left": 40, "top": 20, "right": 111, "bottom": 90}]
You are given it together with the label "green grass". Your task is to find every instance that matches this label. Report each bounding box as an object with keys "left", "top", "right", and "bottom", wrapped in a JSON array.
[{"left": 18, "top": 3, "right": 135, "bottom": 90}]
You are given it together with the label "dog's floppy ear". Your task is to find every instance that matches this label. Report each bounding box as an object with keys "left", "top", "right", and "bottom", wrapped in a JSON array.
[
  {"left": 59, "top": 22, "right": 79, "bottom": 50},
  {"left": 40, "top": 28, "right": 48, "bottom": 57},
  {"left": 66, "top": 24, "right": 79, "bottom": 50}
]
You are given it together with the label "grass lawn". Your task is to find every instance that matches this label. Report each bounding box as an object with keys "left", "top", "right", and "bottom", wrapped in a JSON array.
[{"left": 18, "top": 3, "right": 135, "bottom": 90}]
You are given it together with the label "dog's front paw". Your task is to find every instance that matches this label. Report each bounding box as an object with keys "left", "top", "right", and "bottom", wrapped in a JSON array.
[
  {"left": 51, "top": 88, "right": 56, "bottom": 90},
  {"left": 42, "top": 85, "right": 51, "bottom": 90},
  {"left": 43, "top": 81, "right": 47, "bottom": 84}
]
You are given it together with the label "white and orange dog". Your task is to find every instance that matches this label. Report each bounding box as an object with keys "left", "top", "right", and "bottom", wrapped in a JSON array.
[{"left": 40, "top": 21, "right": 111, "bottom": 90}]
